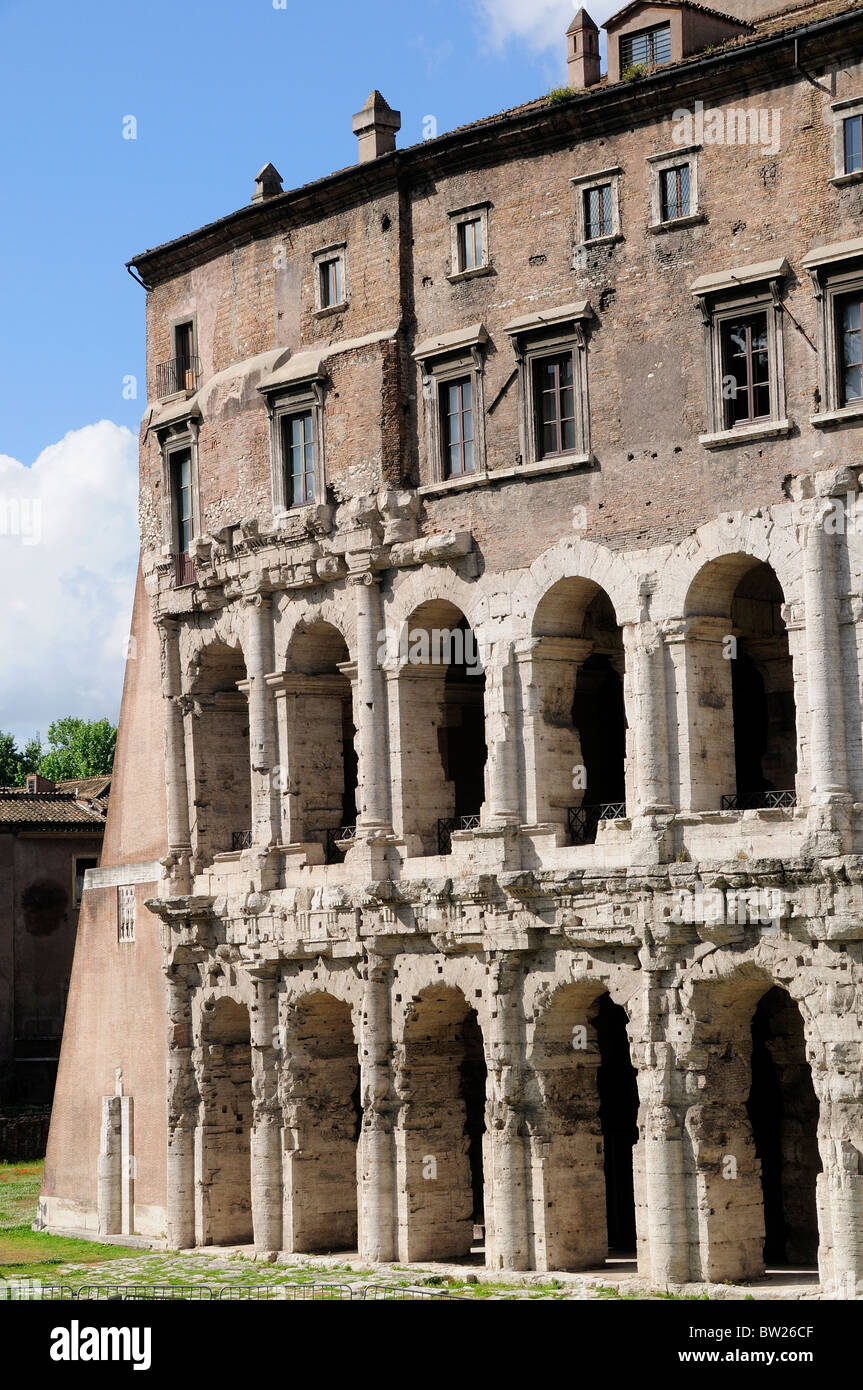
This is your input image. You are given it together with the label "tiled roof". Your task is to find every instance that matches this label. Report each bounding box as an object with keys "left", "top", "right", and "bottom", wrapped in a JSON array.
[
  {"left": 53, "top": 775, "right": 111, "bottom": 801},
  {"left": 605, "top": 0, "right": 752, "bottom": 30},
  {"left": 0, "top": 789, "right": 109, "bottom": 830}
]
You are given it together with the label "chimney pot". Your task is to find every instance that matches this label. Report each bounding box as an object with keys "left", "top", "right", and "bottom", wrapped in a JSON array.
[
  {"left": 352, "top": 90, "right": 401, "bottom": 163},
  {"left": 252, "top": 163, "right": 284, "bottom": 203},
  {"left": 567, "top": 8, "right": 601, "bottom": 90}
]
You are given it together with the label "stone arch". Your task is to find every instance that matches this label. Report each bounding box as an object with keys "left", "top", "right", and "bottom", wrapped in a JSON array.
[
  {"left": 385, "top": 566, "right": 490, "bottom": 664},
  {"left": 280, "top": 989, "right": 361, "bottom": 1253},
  {"left": 395, "top": 984, "right": 488, "bottom": 1262},
  {"left": 197, "top": 995, "right": 253, "bottom": 1245},
  {"left": 684, "top": 964, "right": 821, "bottom": 1281},
  {"left": 389, "top": 597, "right": 487, "bottom": 854},
  {"left": 527, "top": 979, "right": 639, "bottom": 1271},
  {"left": 274, "top": 589, "right": 356, "bottom": 671},
  {"left": 521, "top": 575, "right": 627, "bottom": 837},
  {"left": 186, "top": 639, "right": 250, "bottom": 858},
  {"left": 657, "top": 511, "right": 804, "bottom": 622},
  {"left": 514, "top": 536, "right": 640, "bottom": 635},
  {"left": 680, "top": 553, "right": 798, "bottom": 811}
]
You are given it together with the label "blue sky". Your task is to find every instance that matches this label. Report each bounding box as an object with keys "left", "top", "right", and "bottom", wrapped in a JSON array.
[{"left": 0, "top": 0, "right": 606, "bottom": 743}]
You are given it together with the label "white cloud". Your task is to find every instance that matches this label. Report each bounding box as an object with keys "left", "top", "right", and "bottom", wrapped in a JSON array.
[
  {"left": 473, "top": 0, "right": 616, "bottom": 55},
  {"left": 0, "top": 421, "right": 139, "bottom": 746}
]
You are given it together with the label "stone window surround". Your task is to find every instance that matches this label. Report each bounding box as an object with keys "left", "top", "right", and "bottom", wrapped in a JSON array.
[
  {"left": 312, "top": 241, "right": 348, "bottom": 317},
  {"left": 571, "top": 166, "right": 623, "bottom": 249},
  {"left": 117, "top": 884, "right": 136, "bottom": 944},
  {"left": 158, "top": 420, "right": 202, "bottom": 559},
  {"left": 504, "top": 302, "right": 594, "bottom": 468},
  {"left": 265, "top": 375, "right": 327, "bottom": 516},
  {"left": 646, "top": 144, "right": 706, "bottom": 232},
  {"left": 447, "top": 202, "right": 492, "bottom": 283},
  {"left": 829, "top": 96, "right": 863, "bottom": 186},
  {"left": 691, "top": 259, "right": 790, "bottom": 449},
  {"left": 803, "top": 237, "right": 863, "bottom": 427},
  {"left": 159, "top": 312, "right": 199, "bottom": 401},
  {"left": 414, "top": 325, "right": 488, "bottom": 486}
]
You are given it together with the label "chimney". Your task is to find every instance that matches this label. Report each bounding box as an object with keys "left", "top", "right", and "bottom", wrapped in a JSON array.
[
  {"left": 567, "top": 9, "right": 601, "bottom": 89},
  {"left": 252, "top": 163, "right": 283, "bottom": 203},
  {"left": 352, "top": 91, "right": 401, "bottom": 163}
]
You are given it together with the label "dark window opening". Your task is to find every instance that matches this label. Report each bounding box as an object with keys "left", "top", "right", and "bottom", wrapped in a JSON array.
[
  {"left": 571, "top": 652, "right": 627, "bottom": 841},
  {"left": 534, "top": 352, "right": 576, "bottom": 458},
  {"left": 620, "top": 23, "right": 671, "bottom": 69},
  {"left": 74, "top": 857, "right": 98, "bottom": 908},
  {"left": 844, "top": 114, "right": 862, "bottom": 175},
  {"left": 660, "top": 163, "right": 691, "bottom": 221},
  {"left": 595, "top": 994, "right": 639, "bottom": 1254},
  {"left": 583, "top": 183, "right": 612, "bottom": 240},
  {"left": 838, "top": 294, "right": 863, "bottom": 404},
  {"left": 730, "top": 564, "right": 797, "bottom": 803},
  {"left": 459, "top": 1008, "right": 487, "bottom": 1228},
  {"left": 283, "top": 410, "right": 316, "bottom": 507},
  {"left": 441, "top": 376, "right": 475, "bottom": 477},
  {"left": 720, "top": 312, "right": 770, "bottom": 427}
]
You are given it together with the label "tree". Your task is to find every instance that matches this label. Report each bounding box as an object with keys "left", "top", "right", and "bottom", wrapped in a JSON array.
[
  {"left": 38, "top": 718, "right": 116, "bottom": 781},
  {"left": 0, "top": 732, "right": 19, "bottom": 786}
]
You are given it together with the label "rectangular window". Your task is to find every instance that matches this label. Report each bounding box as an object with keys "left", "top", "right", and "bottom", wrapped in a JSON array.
[
  {"left": 173, "top": 322, "right": 196, "bottom": 392},
  {"left": 620, "top": 23, "right": 671, "bottom": 69},
  {"left": 720, "top": 313, "right": 770, "bottom": 426},
  {"left": 118, "top": 885, "right": 135, "bottom": 943},
  {"left": 441, "top": 377, "right": 475, "bottom": 477},
  {"left": 583, "top": 183, "right": 612, "bottom": 240},
  {"left": 660, "top": 164, "right": 691, "bottom": 221},
  {"left": 171, "top": 449, "right": 194, "bottom": 586},
  {"left": 844, "top": 115, "right": 863, "bottom": 175},
  {"left": 283, "top": 410, "right": 316, "bottom": 505},
  {"left": 319, "top": 257, "right": 344, "bottom": 309},
  {"left": 457, "top": 218, "right": 483, "bottom": 272},
  {"left": 534, "top": 353, "right": 576, "bottom": 458},
  {"left": 838, "top": 294, "right": 863, "bottom": 403},
  {"left": 74, "top": 857, "right": 98, "bottom": 908}
]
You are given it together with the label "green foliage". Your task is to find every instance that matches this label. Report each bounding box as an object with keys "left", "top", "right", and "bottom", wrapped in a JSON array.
[
  {"left": 0, "top": 718, "right": 115, "bottom": 787},
  {"left": 547, "top": 86, "right": 574, "bottom": 104},
  {"left": 622, "top": 61, "right": 648, "bottom": 81}
]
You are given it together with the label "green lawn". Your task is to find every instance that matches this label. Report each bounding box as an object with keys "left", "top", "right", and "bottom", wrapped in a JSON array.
[{"left": 0, "top": 1162, "right": 147, "bottom": 1281}]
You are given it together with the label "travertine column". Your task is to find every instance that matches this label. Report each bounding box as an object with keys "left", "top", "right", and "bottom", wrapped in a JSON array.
[
  {"left": 622, "top": 622, "right": 673, "bottom": 814},
  {"left": 165, "top": 964, "right": 198, "bottom": 1250},
  {"left": 249, "top": 967, "right": 283, "bottom": 1252},
  {"left": 245, "top": 595, "right": 280, "bottom": 846},
  {"left": 349, "top": 571, "right": 392, "bottom": 832},
  {"left": 484, "top": 953, "right": 529, "bottom": 1269},
  {"left": 803, "top": 505, "right": 849, "bottom": 800},
  {"left": 157, "top": 618, "right": 192, "bottom": 885},
  {"left": 484, "top": 645, "right": 521, "bottom": 826},
  {"left": 357, "top": 952, "right": 397, "bottom": 1261}
]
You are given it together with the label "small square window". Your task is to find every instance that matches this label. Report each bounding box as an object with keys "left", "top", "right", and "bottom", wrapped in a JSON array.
[
  {"left": 620, "top": 23, "right": 671, "bottom": 69},
  {"left": 584, "top": 183, "right": 612, "bottom": 240},
  {"left": 283, "top": 410, "right": 316, "bottom": 506},
  {"left": 660, "top": 164, "right": 691, "bottom": 222},
  {"left": 118, "top": 885, "right": 136, "bottom": 943},
  {"left": 457, "top": 219, "right": 483, "bottom": 272},
  {"left": 844, "top": 116, "right": 863, "bottom": 175},
  {"left": 319, "top": 257, "right": 344, "bottom": 309},
  {"left": 720, "top": 313, "right": 771, "bottom": 427},
  {"left": 441, "top": 377, "right": 475, "bottom": 477}
]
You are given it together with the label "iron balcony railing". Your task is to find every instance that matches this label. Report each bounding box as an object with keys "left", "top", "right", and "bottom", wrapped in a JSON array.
[
  {"left": 231, "top": 830, "right": 253, "bottom": 851},
  {"left": 437, "top": 813, "right": 481, "bottom": 855},
  {"left": 567, "top": 801, "right": 627, "bottom": 845},
  {"left": 720, "top": 790, "right": 797, "bottom": 810},
  {"left": 175, "top": 551, "right": 196, "bottom": 588},
  {"left": 324, "top": 824, "right": 358, "bottom": 864},
  {"left": 155, "top": 354, "right": 200, "bottom": 398}
]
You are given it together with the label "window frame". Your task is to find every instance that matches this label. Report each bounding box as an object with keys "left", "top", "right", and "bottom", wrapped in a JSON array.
[
  {"left": 447, "top": 202, "right": 491, "bottom": 282},
  {"left": 506, "top": 307, "right": 594, "bottom": 468},
  {"left": 804, "top": 242, "right": 863, "bottom": 425},
  {"left": 692, "top": 265, "right": 789, "bottom": 447},
  {"left": 831, "top": 98, "right": 863, "bottom": 185},
  {"left": 718, "top": 311, "right": 772, "bottom": 429},
  {"left": 312, "top": 242, "right": 348, "bottom": 315},
  {"left": 158, "top": 422, "right": 201, "bottom": 583},
  {"left": 647, "top": 145, "right": 703, "bottom": 231},
  {"left": 571, "top": 167, "right": 623, "bottom": 250},
  {"left": 619, "top": 22, "right": 672, "bottom": 71},
  {"left": 415, "top": 334, "right": 488, "bottom": 486},
  {"left": 73, "top": 855, "right": 98, "bottom": 909},
  {"left": 439, "top": 374, "right": 477, "bottom": 478},
  {"left": 266, "top": 378, "right": 326, "bottom": 518}
]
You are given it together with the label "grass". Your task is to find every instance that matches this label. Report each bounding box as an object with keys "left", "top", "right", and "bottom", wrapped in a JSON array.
[{"left": 0, "top": 1162, "right": 147, "bottom": 1281}]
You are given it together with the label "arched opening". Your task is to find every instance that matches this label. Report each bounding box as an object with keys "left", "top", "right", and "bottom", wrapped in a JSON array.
[
  {"left": 282, "top": 992, "right": 361, "bottom": 1253},
  {"left": 282, "top": 622, "right": 357, "bottom": 859},
  {"left": 530, "top": 985, "right": 638, "bottom": 1269},
  {"left": 391, "top": 601, "right": 486, "bottom": 854},
  {"left": 399, "top": 986, "right": 487, "bottom": 1261},
  {"left": 199, "top": 997, "right": 252, "bottom": 1245},
  {"left": 683, "top": 556, "right": 796, "bottom": 811},
  {"left": 689, "top": 975, "right": 821, "bottom": 1282},
  {"left": 529, "top": 578, "right": 626, "bottom": 842},
  {"left": 747, "top": 986, "right": 821, "bottom": 1266},
  {"left": 189, "top": 643, "right": 251, "bottom": 857}
]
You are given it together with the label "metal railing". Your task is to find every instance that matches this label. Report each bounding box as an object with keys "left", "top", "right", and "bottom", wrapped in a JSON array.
[
  {"left": 0, "top": 1281, "right": 465, "bottom": 1301},
  {"left": 175, "top": 551, "right": 196, "bottom": 588},
  {"left": 231, "top": 830, "right": 253, "bottom": 851},
  {"left": 437, "top": 813, "right": 481, "bottom": 855},
  {"left": 567, "top": 801, "right": 627, "bottom": 845},
  {"left": 324, "top": 825, "right": 358, "bottom": 863},
  {"left": 720, "top": 790, "right": 797, "bottom": 810},
  {"left": 155, "top": 355, "right": 200, "bottom": 398}
]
